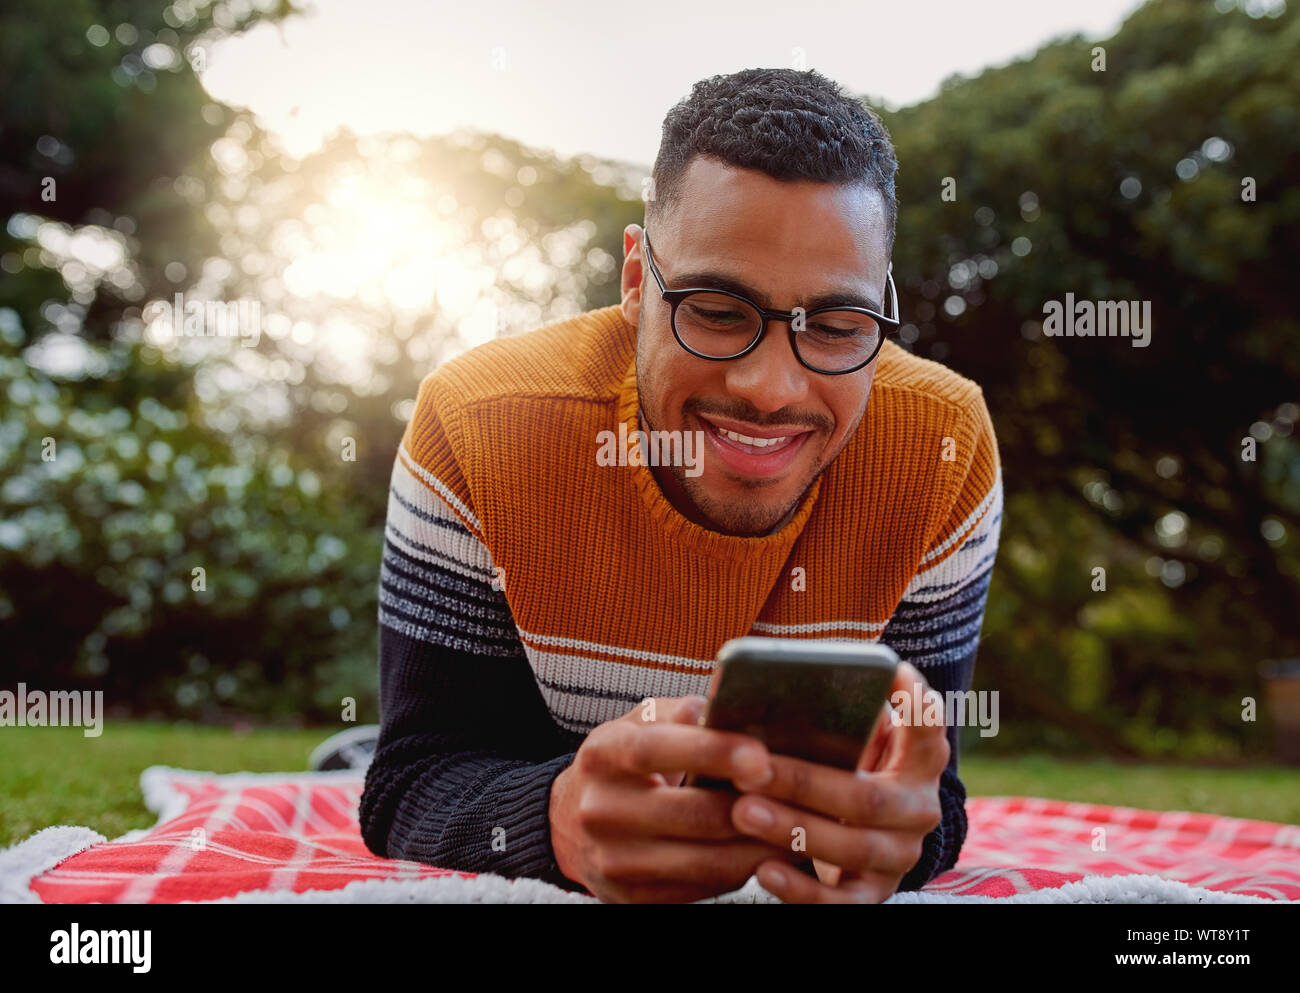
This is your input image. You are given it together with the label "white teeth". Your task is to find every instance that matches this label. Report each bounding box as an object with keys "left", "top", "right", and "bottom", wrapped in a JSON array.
[{"left": 717, "top": 426, "right": 789, "bottom": 448}]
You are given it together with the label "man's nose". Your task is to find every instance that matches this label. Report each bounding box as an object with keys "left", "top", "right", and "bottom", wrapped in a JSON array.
[{"left": 722, "top": 318, "right": 811, "bottom": 414}]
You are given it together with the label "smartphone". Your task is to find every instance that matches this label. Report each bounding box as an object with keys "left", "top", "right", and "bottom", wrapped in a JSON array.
[{"left": 683, "top": 636, "right": 899, "bottom": 791}]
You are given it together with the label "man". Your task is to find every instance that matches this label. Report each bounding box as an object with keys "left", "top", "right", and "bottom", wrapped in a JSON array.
[{"left": 359, "top": 67, "right": 1002, "bottom": 904}]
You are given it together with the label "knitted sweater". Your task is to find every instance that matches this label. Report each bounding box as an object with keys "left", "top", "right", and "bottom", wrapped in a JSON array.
[{"left": 359, "top": 303, "right": 1003, "bottom": 896}]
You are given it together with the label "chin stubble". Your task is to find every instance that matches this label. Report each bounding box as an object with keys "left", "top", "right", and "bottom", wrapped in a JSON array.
[{"left": 668, "top": 450, "right": 821, "bottom": 536}]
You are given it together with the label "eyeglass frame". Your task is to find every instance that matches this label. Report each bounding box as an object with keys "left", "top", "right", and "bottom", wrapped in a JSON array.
[{"left": 640, "top": 227, "right": 900, "bottom": 376}]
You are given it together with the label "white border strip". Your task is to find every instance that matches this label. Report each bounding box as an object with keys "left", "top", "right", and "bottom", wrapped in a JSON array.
[
  {"left": 179, "top": 870, "right": 1283, "bottom": 905},
  {"left": 0, "top": 826, "right": 108, "bottom": 904}
]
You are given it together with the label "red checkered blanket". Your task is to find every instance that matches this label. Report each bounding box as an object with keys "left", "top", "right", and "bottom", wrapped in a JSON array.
[{"left": 6, "top": 767, "right": 1298, "bottom": 903}]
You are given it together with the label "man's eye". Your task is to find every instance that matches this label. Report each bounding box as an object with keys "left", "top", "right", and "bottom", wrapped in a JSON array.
[
  {"left": 809, "top": 323, "right": 866, "bottom": 338},
  {"left": 686, "top": 306, "right": 744, "bottom": 325}
]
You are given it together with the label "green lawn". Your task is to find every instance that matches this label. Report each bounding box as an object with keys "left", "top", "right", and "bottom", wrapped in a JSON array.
[
  {"left": 1, "top": 722, "right": 327, "bottom": 848},
  {"left": 962, "top": 754, "right": 1300, "bottom": 825},
  {"left": 2, "top": 722, "right": 1299, "bottom": 848}
]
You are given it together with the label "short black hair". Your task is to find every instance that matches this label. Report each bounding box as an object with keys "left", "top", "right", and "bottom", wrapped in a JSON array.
[{"left": 648, "top": 67, "right": 898, "bottom": 248}]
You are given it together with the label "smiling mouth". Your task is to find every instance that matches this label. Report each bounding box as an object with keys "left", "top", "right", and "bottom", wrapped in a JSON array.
[{"left": 695, "top": 414, "right": 815, "bottom": 477}]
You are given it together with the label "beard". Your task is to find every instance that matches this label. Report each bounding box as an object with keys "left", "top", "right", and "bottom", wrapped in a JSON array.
[
  {"left": 666, "top": 452, "right": 818, "bottom": 536},
  {"left": 634, "top": 374, "right": 826, "bottom": 537},
  {"left": 634, "top": 304, "right": 836, "bottom": 537}
]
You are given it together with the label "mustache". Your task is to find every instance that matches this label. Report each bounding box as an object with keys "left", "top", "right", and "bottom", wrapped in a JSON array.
[{"left": 684, "top": 397, "right": 832, "bottom": 433}]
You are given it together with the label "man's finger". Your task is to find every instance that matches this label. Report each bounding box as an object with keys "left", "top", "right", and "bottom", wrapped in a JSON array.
[
  {"left": 887, "top": 689, "right": 951, "bottom": 777},
  {"left": 756, "top": 859, "right": 896, "bottom": 904},
  {"left": 586, "top": 719, "right": 772, "bottom": 783},
  {"left": 622, "top": 696, "right": 706, "bottom": 787},
  {"left": 883, "top": 664, "right": 951, "bottom": 775},
  {"left": 740, "top": 753, "right": 940, "bottom": 829},
  {"left": 576, "top": 778, "right": 745, "bottom": 840},
  {"left": 620, "top": 695, "right": 704, "bottom": 726},
  {"left": 730, "top": 793, "right": 928, "bottom": 871},
  {"left": 591, "top": 838, "right": 804, "bottom": 889},
  {"left": 857, "top": 700, "right": 894, "bottom": 773},
  {"left": 666, "top": 695, "right": 709, "bottom": 726}
]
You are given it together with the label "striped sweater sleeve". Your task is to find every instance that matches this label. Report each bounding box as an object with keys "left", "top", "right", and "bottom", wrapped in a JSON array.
[
  {"left": 881, "top": 392, "right": 1003, "bottom": 892},
  {"left": 358, "top": 387, "right": 589, "bottom": 892}
]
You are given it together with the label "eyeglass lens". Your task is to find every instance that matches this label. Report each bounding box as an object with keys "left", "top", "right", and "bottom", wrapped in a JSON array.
[{"left": 674, "top": 293, "right": 882, "bottom": 372}]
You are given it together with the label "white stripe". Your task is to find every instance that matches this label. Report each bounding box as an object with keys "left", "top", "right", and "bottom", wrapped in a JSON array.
[
  {"left": 919, "top": 468, "right": 1002, "bottom": 565},
  {"left": 751, "top": 619, "right": 886, "bottom": 635},
  {"left": 266, "top": 784, "right": 315, "bottom": 894},
  {"left": 118, "top": 786, "right": 246, "bottom": 903},
  {"left": 396, "top": 441, "right": 482, "bottom": 534},
  {"left": 521, "top": 643, "right": 713, "bottom": 730},
  {"left": 389, "top": 455, "right": 473, "bottom": 530},
  {"left": 384, "top": 523, "right": 492, "bottom": 586},
  {"left": 518, "top": 627, "right": 715, "bottom": 671},
  {"left": 385, "top": 499, "right": 494, "bottom": 576},
  {"left": 902, "top": 476, "right": 1003, "bottom": 603},
  {"left": 377, "top": 601, "right": 521, "bottom": 655}
]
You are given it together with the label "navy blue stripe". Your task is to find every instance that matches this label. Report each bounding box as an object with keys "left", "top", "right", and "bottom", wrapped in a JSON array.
[
  {"left": 952, "top": 511, "right": 1001, "bottom": 554},
  {"left": 381, "top": 543, "right": 505, "bottom": 613},
  {"left": 378, "top": 612, "right": 525, "bottom": 658},
  {"left": 909, "top": 551, "right": 997, "bottom": 598},
  {"left": 391, "top": 486, "right": 474, "bottom": 538},
  {"left": 884, "top": 609, "right": 986, "bottom": 645},
  {"left": 532, "top": 672, "right": 646, "bottom": 707},
  {"left": 384, "top": 522, "right": 496, "bottom": 583},
  {"left": 379, "top": 599, "right": 524, "bottom": 651},
  {"left": 881, "top": 620, "right": 984, "bottom": 659},
  {"left": 380, "top": 555, "right": 513, "bottom": 624},
  {"left": 883, "top": 582, "right": 992, "bottom": 635},
  {"left": 881, "top": 569, "right": 992, "bottom": 665},
  {"left": 887, "top": 570, "right": 993, "bottom": 624},
  {"left": 379, "top": 579, "right": 517, "bottom": 642}
]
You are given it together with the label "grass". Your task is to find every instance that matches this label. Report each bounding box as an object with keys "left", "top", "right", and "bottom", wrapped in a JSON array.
[
  {"left": 1, "top": 722, "right": 327, "bottom": 848},
  {"left": 2, "top": 723, "right": 1299, "bottom": 848},
  {"left": 962, "top": 754, "right": 1300, "bottom": 825}
]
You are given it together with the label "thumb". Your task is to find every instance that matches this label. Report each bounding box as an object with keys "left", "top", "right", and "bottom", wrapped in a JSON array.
[
  {"left": 622, "top": 694, "right": 706, "bottom": 726},
  {"left": 662, "top": 695, "right": 708, "bottom": 788},
  {"left": 665, "top": 694, "right": 709, "bottom": 726}
]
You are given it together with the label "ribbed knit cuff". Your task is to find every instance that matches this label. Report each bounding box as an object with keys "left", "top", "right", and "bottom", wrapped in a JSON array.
[
  {"left": 526, "top": 751, "right": 591, "bottom": 894},
  {"left": 895, "top": 766, "right": 968, "bottom": 893}
]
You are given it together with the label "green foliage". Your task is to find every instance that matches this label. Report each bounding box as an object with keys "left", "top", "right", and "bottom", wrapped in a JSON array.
[
  {"left": 884, "top": 0, "right": 1300, "bottom": 758},
  {"left": 0, "top": 0, "right": 643, "bottom": 724},
  {"left": 1, "top": 0, "right": 1296, "bottom": 759}
]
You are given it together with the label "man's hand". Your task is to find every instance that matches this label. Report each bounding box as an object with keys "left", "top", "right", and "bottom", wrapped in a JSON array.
[
  {"left": 729, "top": 661, "right": 950, "bottom": 903},
  {"left": 548, "top": 695, "right": 807, "bottom": 903}
]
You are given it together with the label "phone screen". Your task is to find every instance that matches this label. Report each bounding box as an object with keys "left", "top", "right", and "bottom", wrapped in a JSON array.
[{"left": 686, "top": 638, "right": 898, "bottom": 791}]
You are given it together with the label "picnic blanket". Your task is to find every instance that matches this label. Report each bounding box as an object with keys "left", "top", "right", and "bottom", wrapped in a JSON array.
[{"left": 3, "top": 766, "right": 1298, "bottom": 904}]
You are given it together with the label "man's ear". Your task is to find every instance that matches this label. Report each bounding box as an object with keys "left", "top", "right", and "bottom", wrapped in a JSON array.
[{"left": 620, "top": 223, "right": 645, "bottom": 326}]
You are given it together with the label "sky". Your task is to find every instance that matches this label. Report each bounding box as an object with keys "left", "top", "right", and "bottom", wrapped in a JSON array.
[{"left": 202, "top": 0, "right": 1148, "bottom": 165}]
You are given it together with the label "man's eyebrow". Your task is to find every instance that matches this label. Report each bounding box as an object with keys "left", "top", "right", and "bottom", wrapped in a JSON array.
[{"left": 669, "top": 268, "right": 883, "bottom": 315}]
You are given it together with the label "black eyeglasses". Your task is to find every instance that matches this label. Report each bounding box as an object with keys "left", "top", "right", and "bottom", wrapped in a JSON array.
[{"left": 641, "top": 228, "right": 899, "bottom": 375}]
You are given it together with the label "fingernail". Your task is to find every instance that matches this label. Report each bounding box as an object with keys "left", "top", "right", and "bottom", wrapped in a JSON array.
[
  {"left": 732, "top": 746, "right": 772, "bottom": 787},
  {"left": 743, "top": 802, "right": 773, "bottom": 828},
  {"left": 760, "top": 866, "right": 786, "bottom": 889}
]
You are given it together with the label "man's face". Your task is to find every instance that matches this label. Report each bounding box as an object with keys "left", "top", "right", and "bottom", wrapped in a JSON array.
[{"left": 620, "top": 156, "right": 891, "bottom": 536}]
